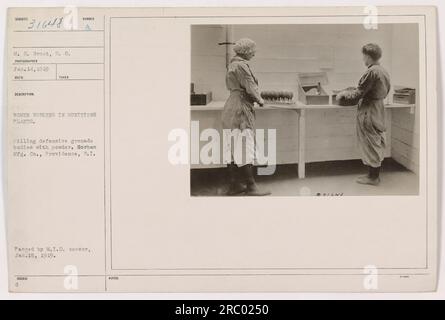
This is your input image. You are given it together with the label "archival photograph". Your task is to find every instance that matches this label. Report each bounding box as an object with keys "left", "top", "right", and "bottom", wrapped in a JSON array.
[
  {"left": 190, "top": 23, "right": 420, "bottom": 196},
  {"left": 4, "top": 5, "right": 438, "bottom": 294}
]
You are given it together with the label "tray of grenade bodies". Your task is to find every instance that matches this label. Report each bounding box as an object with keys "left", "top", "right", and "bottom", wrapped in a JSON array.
[{"left": 260, "top": 90, "right": 295, "bottom": 105}]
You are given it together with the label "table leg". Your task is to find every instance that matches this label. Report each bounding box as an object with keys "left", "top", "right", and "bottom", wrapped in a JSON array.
[{"left": 298, "top": 109, "right": 306, "bottom": 179}]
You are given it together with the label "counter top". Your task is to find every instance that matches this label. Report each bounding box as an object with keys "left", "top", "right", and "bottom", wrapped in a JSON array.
[
  {"left": 191, "top": 101, "right": 415, "bottom": 111},
  {"left": 191, "top": 101, "right": 298, "bottom": 111}
]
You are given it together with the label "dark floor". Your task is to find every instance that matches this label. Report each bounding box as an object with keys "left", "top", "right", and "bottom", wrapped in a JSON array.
[{"left": 190, "top": 158, "right": 419, "bottom": 196}]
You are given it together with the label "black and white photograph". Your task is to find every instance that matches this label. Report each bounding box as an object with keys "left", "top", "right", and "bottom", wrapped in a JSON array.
[
  {"left": 190, "top": 23, "right": 420, "bottom": 196},
  {"left": 2, "top": 4, "right": 440, "bottom": 296}
]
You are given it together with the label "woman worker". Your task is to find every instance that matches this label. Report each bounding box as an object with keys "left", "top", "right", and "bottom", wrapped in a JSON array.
[
  {"left": 221, "top": 38, "right": 271, "bottom": 196},
  {"left": 337, "top": 43, "right": 391, "bottom": 186}
]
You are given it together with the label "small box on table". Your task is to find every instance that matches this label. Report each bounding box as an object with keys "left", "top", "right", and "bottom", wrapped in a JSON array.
[
  {"left": 297, "top": 72, "right": 330, "bottom": 105},
  {"left": 393, "top": 88, "right": 415, "bottom": 104},
  {"left": 191, "top": 92, "right": 212, "bottom": 106}
]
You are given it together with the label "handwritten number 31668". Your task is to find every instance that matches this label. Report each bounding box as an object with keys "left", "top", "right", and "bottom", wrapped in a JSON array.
[{"left": 27, "top": 17, "right": 64, "bottom": 31}]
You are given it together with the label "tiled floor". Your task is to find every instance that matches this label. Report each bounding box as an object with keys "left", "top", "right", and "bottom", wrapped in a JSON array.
[{"left": 190, "top": 159, "right": 419, "bottom": 196}]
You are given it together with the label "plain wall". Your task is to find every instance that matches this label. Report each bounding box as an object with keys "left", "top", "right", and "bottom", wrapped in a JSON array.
[
  {"left": 191, "top": 25, "right": 227, "bottom": 100},
  {"left": 390, "top": 24, "right": 420, "bottom": 174}
]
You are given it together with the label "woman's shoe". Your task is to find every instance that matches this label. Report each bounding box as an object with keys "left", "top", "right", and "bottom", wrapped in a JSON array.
[
  {"left": 227, "top": 183, "right": 246, "bottom": 196},
  {"left": 245, "top": 182, "right": 271, "bottom": 196},
  {"left": 356, "top": 175, "right": 381, "bottom": 186},
  {"left": 226, "top": 163, "right": 246, "bottom": 196},
  {"left": 356, "top": 165, "right": 381, "bottom": 186},
  {"left": 242, "top": 164, "right": 271, "bottom": 196}
]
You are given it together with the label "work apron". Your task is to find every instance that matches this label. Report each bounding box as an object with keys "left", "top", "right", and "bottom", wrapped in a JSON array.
[
  {"left": 222, "top": 89, "right": 256, "bottom": 166},
  {"left": 356, "top": 98, "right": 386, "bottom": 168}
]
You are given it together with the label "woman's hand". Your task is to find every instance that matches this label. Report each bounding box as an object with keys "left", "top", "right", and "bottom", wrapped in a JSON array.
[
  {"left": 336, "top": 91, "right": 345, "bottom": 100},
  {"left": 258, "top": 98, "right": 265, "bottom": 107}
]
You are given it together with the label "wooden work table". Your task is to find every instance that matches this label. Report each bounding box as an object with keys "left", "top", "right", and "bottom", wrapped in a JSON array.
[
  {"left": 191, "top": 100, "right": 414, "bottom": 111},
  {"left": 191, "top": 101, "right": 415, "bottom": 178}
]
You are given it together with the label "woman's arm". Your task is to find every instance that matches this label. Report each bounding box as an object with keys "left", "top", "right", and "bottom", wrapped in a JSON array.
[
  {"left": 236, "top": 63, "right": 264, "bottom": 105},
  {"left": 337, "top": 69, "right": 376, "bottom": 103}
]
